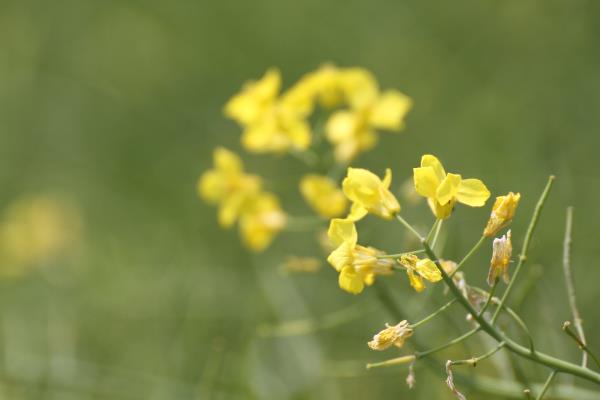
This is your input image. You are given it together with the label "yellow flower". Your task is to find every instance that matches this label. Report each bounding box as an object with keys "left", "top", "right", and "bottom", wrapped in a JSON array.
[
  {"left": 398, "top": 254, "right": 442, "bottom": 292},
  {"left": 488, "top": 230, "right": 512, "bottom": 286},
  {"left": 327, "top": 219, "right": 393, "bottom": 294},
  {"left": 300, "top": 175, "right": 347, "bottom": 218},
  {"left": 368, "top": 320, "right": 413, "bottom": 351},
  {"left": 239, "top": 192, "right": 287, "bottom": 252},
  {"left": 342, "top": 168, "right": 400, "bottom": 220},
  {"left": 413, "top": 154, "right": 491, "bottom": 219},
  {"left": 0, "top": 196, "right": 82, "bottom": 278},
  {"left": 224, "top": 69, "right": 311, "bottom": 154},
  {"left": 483, "top": 192, "right": 521, "bottom": 237},
  {"left": 325, "top": 68, "right": 412, "bottom": 162},
  {"left": 198, "top": 147, "right": 261, "bottom": 228}
]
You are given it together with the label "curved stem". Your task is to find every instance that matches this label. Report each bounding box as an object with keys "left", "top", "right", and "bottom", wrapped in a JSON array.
[
  {"left": 451, "top": 235, "right": 487, "bottom": 277},
  {"left": 478, "top": 279, "right": 499, "bottom": 317},
  {"left": 411, "top": 298, "right": 457, "bottom": 329},
  {"left": 536, "top": 370, "right": 557, "bottom": 400},
  {"left": 491, "top": 176, "right": 555, "bottom": 323},
  {"left": 416, "top": 328, "right": 480, "bottom": 359}
]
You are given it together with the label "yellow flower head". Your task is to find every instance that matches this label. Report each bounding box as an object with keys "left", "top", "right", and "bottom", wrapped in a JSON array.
[
  {"left": 368, "top": 320, "right": 413, "bottom": 351},
  {"left": 483, "top": 192, "right": 521, "bottom": 237},
  {"left": 488, "top": 230, "right": 512, "bottom": 286},
  {"left": 413, "top": 154, "right": 491, "bottom": 219},
  {"left": 239, "top": 192, "right": 287, "bottom": 252},
  {"left": 198, "top": 147, "right": 262, "bottom": 228},
  {"left": 326, "top": 219, "right": 393, "bottom": 294},
  {"left": 323, "top": 67, "right": 412, "bottom": 162},
  {"left": 300, "top": 175, "right": 348, "bottom": 218},
  {"left": 224, "top": 69, "right": 311, "bottom": 154},
  {"left": 342, "top": 168, "right": 401, "bottom": 221},
  {"left": 398, "top": 254, "right": 442, "bottom": 292}
]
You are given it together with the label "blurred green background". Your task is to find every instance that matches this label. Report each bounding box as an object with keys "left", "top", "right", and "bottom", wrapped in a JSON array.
[{"left": 1, "top": 0, "right": 600, "bottom": 398}]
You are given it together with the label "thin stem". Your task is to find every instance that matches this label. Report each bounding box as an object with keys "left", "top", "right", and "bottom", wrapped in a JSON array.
[
  {"left": 366, "top": 355, "right": 416, "bottom": 370},
  {"left": 431, "top": 219, "right": 444, "bottom": 249},
  {"left": 416, "top": 328, "right": 480, "bottom": 359},
  {"left": 477, "top": 279, "right": 499, "bottom": 317},
  {"left": 411, "top": 298, "right": 457, "bottom": 329},
  {"left": 421, "top": 240, "right": 600, "bottom": 385},
  {"left": 448, "top": 342, "right": 506, "bottom": 368},
  {"left": 395, "top": 214, "right": 424, "bottom": 242},
  {"left": 562, "top": 206, "right": 587, "bottom": 367},
  {"left": 562, "top": 322, "right": 600, "bottom": 370},
  {"left": 426, "top": 219, "right": 440, "bottom": 244},
  {"left": 536, "top": 370, "right": 557, "bottom": 400},
  {"left": 491, "top": 176, "right": 555, "bottom": 324},
  {"left": 450, "top": 235, "right": 487, "bottom": 277},
  {"left": 376, "top": 249, "right": 425, "bottom": 259}
]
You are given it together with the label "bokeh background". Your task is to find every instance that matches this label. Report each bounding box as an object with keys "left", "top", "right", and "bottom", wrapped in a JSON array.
[{"left": 1, "top": 0, "right": 600, "bottom": 398}]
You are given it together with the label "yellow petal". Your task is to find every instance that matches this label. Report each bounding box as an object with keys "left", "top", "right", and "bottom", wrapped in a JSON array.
[
  {"left": 214, "top": 147, "right": 242, "bottom": 173},
  {"left": 326, "top": 111, "right": 357, "bottom": 142},
  {"left": 197, "top": 171, "right": 224, "bottom": 204},
  {"left": 347, "top": 202, "right": 368, "bottom": 221},
  {"left": 369, "top": 90, "right": 412, "bottom": 131},
  {"left": 436, "top": 173, "right": 462, "bottom": 205},
  {"left": 300, "top": 175, "right": 347, "bottom": 218},
  {"left": 339, "top": 68, "right": 379, "bottom": 109},
  {"left": 415, "top": 259, "right": 442, "bottom": 282},
  {"left": 407, "top": 269, "right": 425, "bottom": 293},
  {"left": 327, "top": 218, "right": 357, "bottom": 247},
  {"left": 457, "top": 179, "right": 490, "bottom": 207},
  {"left": 224, "top": 68, "right": 281, "bottom": 125},
  {"left": 421, "top": 154, "right": 446, "bottom": 182},
  {"left": 338, "top": 266, "right": 365, "bottom": 294},
  {"left": 413, "top": 167, "right": 440, "bottom": 198},
  {"left": 327, "top": 241, "right": 353, "bottom": 271},
  {"left": 382, "top": 168, "right": 392, "bottom": 189},
  {"left": 343, "top": 168, "right": 380, "bottom": 202}
]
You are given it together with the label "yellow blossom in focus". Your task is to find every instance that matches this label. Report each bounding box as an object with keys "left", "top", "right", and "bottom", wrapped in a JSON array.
[
  {"left": 300, "top": 175, "right": 347, "bottom": 218},
  {"left": 368, "top": 320, "right": 413, "bottom": 351},
  {"left": 0, "top": 196, "right": 82, "bottom": 278},
  {"left": 483, "top": 192, "right": 521, "bottom": 237},
  {"left": 342, "top": 168, "right": 400, "bottom": 220},
  {"left": 198, "top": 147, "right": 262, "bottom": 228},
  {"left": 239, "top": 192, "right": 287, "bottom": 252},
  {"left": 398, "top": 254, "right": 442, "bottom": 292},
  {"left": 488, "top": 230, "right": 512, "bottom": 286},
  {"left": 326, "top": 219, "right": 393, "bottom": 294},
  {"left": 413, "top": 154, "right": 491, "bottom": 219},
  {"left": 224, "top": 69, "right": 312, "bottom": 154}
]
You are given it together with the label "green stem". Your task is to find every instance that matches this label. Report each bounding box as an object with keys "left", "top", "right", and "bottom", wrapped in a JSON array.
[
  {"left": 449, "top": 342, "right": 506, "bottom": 368},
  {"left": 478, "top": 279, "right": 498, "bottom": 317},
  {"left": 450, "top": 235, "right": 487, "bottom": 277},
  {"left": 491, "top": 176, "right": 555, "bottom": 324},
  {"left": 536, "top": 370, "right": 557, "bottom": 400},
  {"left": 395, "top": 214, "right": 424, "bottom": 242},
  {"left": 416, "top": 328, "right": 480, "bottom": 359},
  {"left": 411, "top": 298, "right": 457, "bottom": 329},
  {"left": 421, "top": 240, "right": 600, "bottom": 385},
  {"left": 376, "top": 249, "right": 425, "bottom": 259},
  {"left": 562, "top": 322, "right": 600, "bottom": 370},
  {"left": 426, "top": 219, "right": 440, "bottom": 244},
  {"left": 431, "top": 219, "right": 444, "bottom": 249}
]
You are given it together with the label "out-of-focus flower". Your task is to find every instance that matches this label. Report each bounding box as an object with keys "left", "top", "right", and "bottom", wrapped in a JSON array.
[
  {"left": 368, "top": 320, "right": 413, "bottom": 351},
  {"left": 413, "top": 154, "right": 490, "bottom": 219},
  {"left": 198, "top": 147, "right": 262, "bottom": 228},
  {"left": 300, "top": 175, "right": 347, "bottom": 218},
  {"left": 342, "top": 168, "right": 400, "bottom": 221},
  {"left": 398, "top": 254, "right": 442, "bottom": 292},
  {"left": 488, "top": 230, "right": 512, "bottom": 286},
  {"left": 483, "top": 192, "right": 521, "bottom": 237},
  {"left": 239, "top": 192, "right": 287, "bottom": 252},
  {"left": 279, "top": 256, "right": 322, "bottom": 274},
  {"left": 0, "top": 196, "right": 82, "bottom": 277},
  {"left": 224, "top": 69, "right": 311, "bottom": 154},
  {"left": 326, "top": 219, "right": 393, "bottom": 294}
]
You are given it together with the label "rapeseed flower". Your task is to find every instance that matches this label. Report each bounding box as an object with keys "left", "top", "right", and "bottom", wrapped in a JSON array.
[
  {"left": 299, "top": 174, "right": 347, "bottom": 218},
  {"left": 198, "top": 147, "right": 262, "bottom": 228},
  {"left": 483, "top": 192, "right": 521, "bottom": 237},
  {"left": 413, "top": 154, "right": 490, "bottom": 219},
  {"left": 224, "top": 69, "right": 311, "bottom": 154},
  {"left": 398, "top": 254, "right": 442, "bottom": 292},
  {"left": 239, "top": 192, "right": 287, "bottom": 252},
  {"left": 342, "top": 168, "right": 400, "bottom": 220},
  {"left": 487, "top": 230, "right": 512, "bottom": 286},
  {"left": 368, "top": 320, "right": 413, "bottom": 351},
  {"left": 327, "top": 218, "right": 393, "bottom": 294}
]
